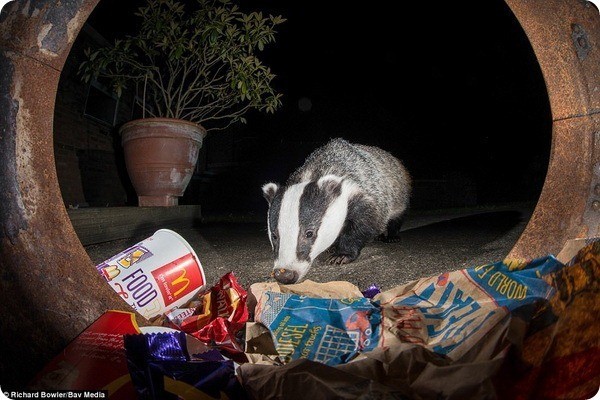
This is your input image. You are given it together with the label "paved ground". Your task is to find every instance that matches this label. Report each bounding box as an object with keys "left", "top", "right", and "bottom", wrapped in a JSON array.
[{"left": 85, "top": 204, "right": 534, "bottom": 292}]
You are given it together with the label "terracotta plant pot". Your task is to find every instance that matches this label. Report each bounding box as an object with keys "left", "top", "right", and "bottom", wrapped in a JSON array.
[{"left": 120, "top": 118, "right": 206, "bottom": 207}]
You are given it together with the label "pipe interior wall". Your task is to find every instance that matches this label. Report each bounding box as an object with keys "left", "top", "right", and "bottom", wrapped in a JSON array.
[{"left": 0, "top": 0, "right": 598, "bottom": 389}]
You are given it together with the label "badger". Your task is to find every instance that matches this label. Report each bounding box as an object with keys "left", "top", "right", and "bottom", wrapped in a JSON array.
[{"left": 262, "top": 138, "right": 411, "bottom": 284}]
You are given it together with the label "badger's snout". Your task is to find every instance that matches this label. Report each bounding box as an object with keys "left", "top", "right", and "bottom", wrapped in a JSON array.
[{"left": 272, "top": 268, "right": 299, "bottom": 284}]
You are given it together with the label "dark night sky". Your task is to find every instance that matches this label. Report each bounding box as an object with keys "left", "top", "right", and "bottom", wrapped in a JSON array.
[{"left": 84, "top": 0, "right": 551, "bottom": 212}]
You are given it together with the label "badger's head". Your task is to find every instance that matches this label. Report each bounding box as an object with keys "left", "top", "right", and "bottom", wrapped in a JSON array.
[{"left": 262, "top": 175, "right": 357, "bottom": 284}]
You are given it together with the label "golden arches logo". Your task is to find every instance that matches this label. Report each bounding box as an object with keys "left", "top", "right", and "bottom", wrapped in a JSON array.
[
  {"left": 151, "top": 253, "right": 204, "bottom": 307},
  {"left": 171, "top": 268, "right": 191, "bottom": 298}
]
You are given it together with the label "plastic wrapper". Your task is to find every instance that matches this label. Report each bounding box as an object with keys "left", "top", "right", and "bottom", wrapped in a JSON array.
[
  {"left": 160, "top": 271, "right": 249, "bottom": 358},
  {"left": 361, "top": 283, "right": 381, "bottom": 299},
  {"left": 255, "top": 292, "right": 381, "bottom": 365},
  {"left": 125, "top": 331, "right": 247, "bottom": 399},
  {"left": 247, "top": 280, "right": 368, "bottom": 365}
]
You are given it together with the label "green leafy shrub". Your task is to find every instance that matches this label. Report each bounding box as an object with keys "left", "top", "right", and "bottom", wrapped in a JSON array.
[{"left": 80, "top": 0, "right": 285, "bottom": 131}]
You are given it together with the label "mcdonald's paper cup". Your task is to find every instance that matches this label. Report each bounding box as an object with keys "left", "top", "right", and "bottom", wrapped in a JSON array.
[{"left": 95, "top": 229, "right": 206, "bottom": 319}]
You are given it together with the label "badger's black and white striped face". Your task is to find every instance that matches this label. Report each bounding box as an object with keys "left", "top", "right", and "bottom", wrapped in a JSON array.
[{"left": 262, "top": 175, "right": 357, "bottom": 283}]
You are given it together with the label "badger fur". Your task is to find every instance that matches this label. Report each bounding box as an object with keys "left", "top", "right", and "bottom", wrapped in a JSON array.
[{"left": 262, "top": 138, "right": 411, "bottom": 284}]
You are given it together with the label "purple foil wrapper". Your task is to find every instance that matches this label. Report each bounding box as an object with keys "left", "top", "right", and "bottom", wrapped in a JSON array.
[
  {"left": 361, "top": 284, "right": 381, "bottom": 299},
  {"left": 191, "top": 348, "right": 226, "bottom": 362},
  {"left": 125, "top": 332, "right": 247, "bottom": 399},
  {"left": 146, "top": 331, "right": 188, "bottom": 361}
]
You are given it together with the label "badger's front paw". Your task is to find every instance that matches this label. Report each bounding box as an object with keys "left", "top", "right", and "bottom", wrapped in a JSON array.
[
  {"left": 327, "top": 253, "right": 356, "bottom": 265},
  {"left": 377, "top": 234, "right": 401, "bottom": 243}
]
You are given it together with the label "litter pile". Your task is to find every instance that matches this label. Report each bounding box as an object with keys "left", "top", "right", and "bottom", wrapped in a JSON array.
[{"left": 30, "top": 231, "right": 600, "bottom": 399}]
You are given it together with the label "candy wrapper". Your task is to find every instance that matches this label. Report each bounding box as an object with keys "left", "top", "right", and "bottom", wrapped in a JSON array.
[
  {"left": 361, "top": 283, "right": 381, "bottom": 299},
  {"left": 125, "top": 331, "right": 247, "bottom": 399},
  {"left": 161, "top": 272, "right": 249, "bottom": 358}
]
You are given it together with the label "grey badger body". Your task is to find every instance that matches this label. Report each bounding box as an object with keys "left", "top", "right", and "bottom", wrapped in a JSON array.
[{"left": 262, "top": 138, "right": 411, "bottom": 284}]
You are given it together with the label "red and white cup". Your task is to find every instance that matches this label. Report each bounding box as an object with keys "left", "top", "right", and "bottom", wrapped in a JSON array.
[{"left": 96, "top": 229, "right": 206, "bottom": 319}]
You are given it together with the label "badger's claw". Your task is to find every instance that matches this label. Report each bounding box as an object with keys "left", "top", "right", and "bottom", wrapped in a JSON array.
[
  {"left": 327, "top": 254, "right": 353, "bottom": 265},
  {"left": 377, "top": 234, "right": 401, "bottom": 243}
]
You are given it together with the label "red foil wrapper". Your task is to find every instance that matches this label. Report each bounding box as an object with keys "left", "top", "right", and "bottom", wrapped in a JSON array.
[{"left": 165, "top": 272, "right": 248, "bottom": 357}]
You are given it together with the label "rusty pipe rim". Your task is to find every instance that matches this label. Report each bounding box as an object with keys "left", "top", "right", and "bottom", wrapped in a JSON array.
[{"left": 0, "top": 0, "right": 599, "bottom": 388}]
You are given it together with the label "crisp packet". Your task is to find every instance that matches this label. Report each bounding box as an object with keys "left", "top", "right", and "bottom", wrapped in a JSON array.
[
  {"left": 164, "top": 272, "right": 249, "bottom": 356},
  {"left": 125, "top": 331, "right": 247, "bottom": 399},
  {"left": 255, "top": 292, "right": 381, "bottom": 365}
]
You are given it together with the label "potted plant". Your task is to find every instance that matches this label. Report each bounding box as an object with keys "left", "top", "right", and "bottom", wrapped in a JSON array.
[{"left": 80, "top": 0, "right": 285, "bottom": 206}]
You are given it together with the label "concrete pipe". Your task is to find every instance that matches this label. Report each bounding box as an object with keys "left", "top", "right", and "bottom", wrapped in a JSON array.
[{"left": 0, "top": 0, "right": 599, "bottom": 389}]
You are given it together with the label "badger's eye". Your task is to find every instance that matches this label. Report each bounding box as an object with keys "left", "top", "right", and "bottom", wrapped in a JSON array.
[
  {"left": 305, "top": 230, "right": 314, "bottom": 239},
  {"left": 271, "top": 233, "right": 278, "bottom": 241}
]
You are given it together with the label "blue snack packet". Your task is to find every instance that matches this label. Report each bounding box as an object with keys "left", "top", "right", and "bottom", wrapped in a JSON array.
[
  {"left": 124, "top": 331, "right": 247, "bottom": 399},
  {"left": 256, "top": 292, "right": 382, "bottom": 365}
]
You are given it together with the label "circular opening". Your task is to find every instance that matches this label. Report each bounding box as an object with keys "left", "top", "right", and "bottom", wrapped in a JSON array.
[
  {"left": 9, "top": 0, "right": 600, "bottom": 390},
  {"left": 54, "top": 0, "right": 551, "bottom": 287}
]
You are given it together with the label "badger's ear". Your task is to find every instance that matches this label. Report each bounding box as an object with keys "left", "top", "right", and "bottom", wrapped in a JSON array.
[
  {"left": 262, "top": 182, "right": 279, "bottom": 204},
  {"left": 317, "top": 174, "right": 344, "bottom": 194}
]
